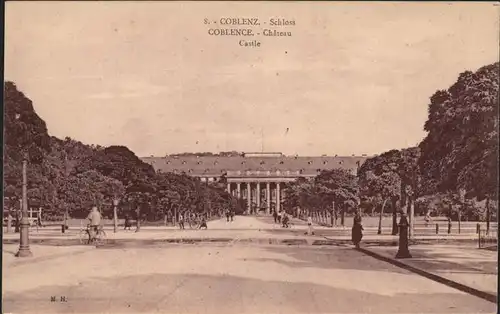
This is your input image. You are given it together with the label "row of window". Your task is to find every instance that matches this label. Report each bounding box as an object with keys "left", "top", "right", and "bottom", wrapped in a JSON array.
[
  {"left": 154, "top": 160, "right": 350, "bottom": 165},
  {"left": 158, "top": 168, "right": 357, "bottom": 174}
]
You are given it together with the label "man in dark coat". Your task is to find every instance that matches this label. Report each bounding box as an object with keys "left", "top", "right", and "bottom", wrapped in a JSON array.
[{"left": 352, "top": 213, "right": 364, "bottom": 249}]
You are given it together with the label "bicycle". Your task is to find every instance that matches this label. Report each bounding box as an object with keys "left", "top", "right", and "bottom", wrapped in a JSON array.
[
  {"left": 188, "top": 216, "right": 201, "bottom": 229},
  {"left": 79, "top": 225, "right": 107, "bottom": 245}
]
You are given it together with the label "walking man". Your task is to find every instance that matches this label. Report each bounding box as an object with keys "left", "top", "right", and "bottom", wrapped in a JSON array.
[
  {"left": 178, "top": 213, "right": 185, "bottom": 229},
  {"left": 305, "top": 215, "right": 314, "bottom": 235}
]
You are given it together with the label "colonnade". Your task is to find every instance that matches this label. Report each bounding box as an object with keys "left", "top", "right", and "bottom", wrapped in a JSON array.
[{"left": 226, "top": 181, "right": 283, "bottom": 215}]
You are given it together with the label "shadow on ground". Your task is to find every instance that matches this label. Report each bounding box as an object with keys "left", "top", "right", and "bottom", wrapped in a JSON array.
[
  {"left": 3, "top": 273, "right": 496, "bottom": 314},
  {"left": 252, "top": 246, "right": 410, "bottom": 274}
]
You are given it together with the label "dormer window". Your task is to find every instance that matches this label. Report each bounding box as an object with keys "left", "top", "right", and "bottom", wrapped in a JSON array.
[
  {"left": 197, "top": 161, "right": 202, "bottom": 165},
  {"left": 279, "top": 161, "right": 284, "bottom": 164},
  {"left": 241, "top": 161, "right": 246, "bottom": 165},
  {"left": 323, "top": 161, "right": 327, "bottom": 165},
  {"left": 260, "top": 160, "right": 265, "bottom": 165},
  {"left": 188, "top": 169, "right": 193, "bottom": 173},
  {"left": 339, "top": 161, "right": 344, "bottom": 165},
  {"left": 307, "top": 161, "right": 312, "bottom": 165},
  {"left": 166, "top": 161, "right": 171, "bottom": 164}
]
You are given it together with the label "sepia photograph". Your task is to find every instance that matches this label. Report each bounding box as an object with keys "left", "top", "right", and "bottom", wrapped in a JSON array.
[{"left": 2, "top": 1, "right": 499, "bottom": 313}]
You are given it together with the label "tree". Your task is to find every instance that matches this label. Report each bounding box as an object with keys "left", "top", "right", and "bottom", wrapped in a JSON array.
[
  {"left": 359, "top": 171, "right": 400, "bottom": 234},
  {"left": 315, "top": 169, "right": 359, "bottom": 226},
  {"left": 419, "top": 62, "right": 499, "bottom": 201},
  {"left": 358, "top": 148, "right": 420, "bottom": 234}
]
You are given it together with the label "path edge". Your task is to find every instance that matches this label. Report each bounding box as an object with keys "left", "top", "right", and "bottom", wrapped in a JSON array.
[{"left": 357, "top": 247, "right": 498, "bottom": 304}]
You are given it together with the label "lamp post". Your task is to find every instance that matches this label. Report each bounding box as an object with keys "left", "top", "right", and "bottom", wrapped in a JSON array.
[
  {"left": 395, "top": 185, "right": 411, "bottom": 259},
  {"left": 113, "top": 198, "right": 120, "bottom": 233},
  {"left": 16, "top": 157, "right": 33, "bottom": 257}
]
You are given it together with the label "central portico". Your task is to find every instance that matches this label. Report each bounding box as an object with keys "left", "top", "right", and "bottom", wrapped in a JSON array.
[{"left": 226, "top": 170, "right": 314, "bottom": 214}]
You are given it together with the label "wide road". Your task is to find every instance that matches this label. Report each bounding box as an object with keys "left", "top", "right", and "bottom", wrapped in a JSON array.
[{"left": 3, "top": 241, "right": 496, "bottom": 313}]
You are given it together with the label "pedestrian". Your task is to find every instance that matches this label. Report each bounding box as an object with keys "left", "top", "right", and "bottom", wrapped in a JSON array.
[
  {"left": 305, "top": 215, "right": 314, "bottom": 235},
  {"left": 199, "top": 216, "right": 208, "bottom": 230},
  {"left": 178, "top": 213, "right": 185, "bottom": 230},
  {"left": 352, "top": 212, "right": 364, "bottom": 249},
  {"left": 230, "top": 210, "right": 234, "bottom": 222},
  {"left": 124, "top": 214, "right": 132, "bottom": 230},
  {"left": 226, "top": 210, "right": 230, "bottom": 222},
  {"left": 278, "top": 211, "right": 282, "bottom": 224},
  {"left": 273, "top": 210, "right": 278, "bottom": 223}
]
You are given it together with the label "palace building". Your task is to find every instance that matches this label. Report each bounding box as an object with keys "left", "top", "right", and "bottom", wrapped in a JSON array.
[{"left": 141, "top": 152, "right": 368, "bottom": 214}]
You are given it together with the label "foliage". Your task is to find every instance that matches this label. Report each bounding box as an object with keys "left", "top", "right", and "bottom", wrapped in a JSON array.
[
  {"left": 419, "top": 62, "right": 499, "bottom": 201},
  {"left": 3, "top": 81, "right": 238, "bottom": 221},
  {"left": 283, "top": 169, "right": 359, "bottom": 215}
]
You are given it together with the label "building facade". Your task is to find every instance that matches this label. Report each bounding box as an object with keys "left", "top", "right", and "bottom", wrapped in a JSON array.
[{"left": 142, "top": 152, "right": 368, "bottom": 214}]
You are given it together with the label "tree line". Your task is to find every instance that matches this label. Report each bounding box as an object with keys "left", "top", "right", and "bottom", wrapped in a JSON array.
[
  {"left": 3, "top": 82, "right": 241, "bottom": 222},
  {"left": 282, "top": 62, "right": 499, "bottom": 229}
]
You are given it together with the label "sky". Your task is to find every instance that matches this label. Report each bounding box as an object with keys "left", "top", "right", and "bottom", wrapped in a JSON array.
[{"left": 5, "top": 2, "right": 499, "bottom": 157}]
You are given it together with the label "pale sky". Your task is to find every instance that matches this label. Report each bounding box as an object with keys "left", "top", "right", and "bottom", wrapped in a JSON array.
[{"left": 5, "top": 2, "right": 499, "bottom": 157}]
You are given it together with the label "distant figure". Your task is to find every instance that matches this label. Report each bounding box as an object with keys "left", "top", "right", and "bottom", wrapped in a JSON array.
[
  {"left": 87, "top": 206, "right": 102, "bottom": 243},
  {"left": 226, "top": 210, "right": 230, "bottom": 222},
  {"left": 37, "top": 214, "right": 43, "bottom": 228},
  {"left": 199, "top": 216, "right": 208, "bottom": 229},
  {"left": 278, "top": 211, "right": 282, "bottom": 224},
  {"left": 273, "top": 211, "right": 278, "bottom": 223},
  {"left": 124, "top": 215, "right": 132, "bottom": 230},
  {"left": 178, "top": 214, "right": 185, "bottom": 230},
  {"left": 305, "top": 215, "right": 314, "bottom": 235},
  {"left": 282, "top": 212, "right": 290, "bottom": 228},
  {"left": 352, "top": 213, "right": 364, "bottom": 249},
  {"left": 230, "top": 210, "right": 234, "bottom": 222},
  {"left": 424, "top": 210, "right": 432, "bottom": 227}
]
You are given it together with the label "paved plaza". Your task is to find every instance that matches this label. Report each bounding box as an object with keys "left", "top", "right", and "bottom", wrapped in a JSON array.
[{"left": 3, "top": 216, "right": 498, "bottom": 314}]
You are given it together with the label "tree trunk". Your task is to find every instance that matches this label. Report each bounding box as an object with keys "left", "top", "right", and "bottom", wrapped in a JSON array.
[
  {"left": 400, "top": 183, "right": 407, "bottom": 214},
  {"left": 341, "top": 208, "right": 345, "bottom": 227},
  {"left": 486, "top": 196, "right": 490, "bottom": 234},
  {"left": 135, "top": 206, "right": 141, "bottom": 232},
  {"left": 408, "top": 197, "right": 414, "bottom": 239},
  {"left": 378, "top": 199, "right": 388, "bottom": 235},
  {"left": 392, "top": 197, "right": 398, "bottom": 235}
]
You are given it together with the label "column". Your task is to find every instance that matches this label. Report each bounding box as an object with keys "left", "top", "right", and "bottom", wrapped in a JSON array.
[
  {"left": 237, "top": 182, "right": 241, "bottom": 198},
  {"left": 276, "top": 182, "right": 281, "bottom": 213},
  {"left": 227, "top": 183, "right": 231, "bottom": 194},
  {"left": 256, "top": 183, "right": 261, "bottom": 213},
  {"left": 266, "top": 182, "right": 271, "bottom": 214},
  {"left": 247, "top": 182, "right": 251, "bottom": 214}
]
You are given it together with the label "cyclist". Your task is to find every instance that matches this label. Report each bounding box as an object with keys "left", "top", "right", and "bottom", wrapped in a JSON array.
[
  {"left": 87, "top": 206, "right": 102, "bottom": 243},
  {"left": 282, "top": 212, "right": 290, "bottom": 228}
]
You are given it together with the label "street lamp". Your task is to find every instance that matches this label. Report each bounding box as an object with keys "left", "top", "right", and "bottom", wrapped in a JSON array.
[
  {"left": 113, "top": 198, "right": 120, "bottom": 233},
  {"left": 16, "top": 156, "right": 33, "bottom": 257},
  {"left": 395, "top": 186, "right": 412, "bottom": 259}
]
